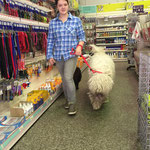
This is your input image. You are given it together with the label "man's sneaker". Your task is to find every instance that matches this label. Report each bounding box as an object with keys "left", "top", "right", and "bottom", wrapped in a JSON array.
[
  {"left": 64, "top": 101, "right": 69, "bottom": 109},
  {"left": 68, "top": 104, "right": 77, "bottom": 115}
]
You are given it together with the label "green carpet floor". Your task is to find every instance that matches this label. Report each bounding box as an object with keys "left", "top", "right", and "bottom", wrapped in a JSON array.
[{"left": 12, "top": 62, "right": 142, "bottom": 150}]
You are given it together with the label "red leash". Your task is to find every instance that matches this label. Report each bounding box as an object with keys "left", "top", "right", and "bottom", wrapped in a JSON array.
[{"left": 70, "top": 48, "right": 103, "bottom": 74}]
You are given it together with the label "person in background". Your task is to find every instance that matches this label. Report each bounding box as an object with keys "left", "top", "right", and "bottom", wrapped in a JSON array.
[{"left": 46, "top": 0, "right": 85, "bottom": 115}]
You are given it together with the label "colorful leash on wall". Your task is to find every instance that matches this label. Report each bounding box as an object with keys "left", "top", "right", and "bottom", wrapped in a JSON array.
[{"left": 70, "top": 48, "right": 103, "bottom": 74}]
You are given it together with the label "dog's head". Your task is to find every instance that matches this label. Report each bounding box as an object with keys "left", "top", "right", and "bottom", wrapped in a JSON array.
[{"left": 89, "top": 44, "right": 105, "bottom": 54}]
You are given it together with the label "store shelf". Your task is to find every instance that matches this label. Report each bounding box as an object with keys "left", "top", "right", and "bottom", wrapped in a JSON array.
[
  {"left": 0, "top": 86, "right": 63, "bottom": 150},
  {"left": 96, "top": 23, "right": 127, "bottom": 28},
  {"left": 96, "top": 43, "right": 126, "bottom": 46},
  {"left": 0, "top": 62, "right": 88, "bottom": 150},
  {"left": 113, "top": 58, "right": 127, "bottom": 61},
  {"left": 96, "top": 29, "right": 126, "bottom": 32},
  {"left": 105, "top": 49, "right": 127, "bottom": 52},
  {"left": 25, "top": 54, "right": 46, "bottom": 66},
  {"left": 96, "top": 35, "right": 126, "bottom": 39},
  {"left": 13, "top": 0, "right": 51, "bottom": 12},
  {"left": 0, "top": 13, "right": 49, "bottom": 27}
]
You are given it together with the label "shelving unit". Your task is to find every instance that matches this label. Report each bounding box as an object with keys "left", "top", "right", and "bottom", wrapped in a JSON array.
[
  {"left": 82, "top": 17, "right": 96, "bottom": 53},
  {"left": 96, "top": 23, "right": 128, "bottom": 28},
  {"left": 96, "top": 43, "right": 126, "bottom": 46},
  {"left": 95, "top": 15, "right": 128, "bottom": 61},
  {"left": 96, "top": 29, "right": 126, "bottom": 32},
  {"left": 96, "top": 35, "right": 126, "bottom": 39},
  {"left": 0, "top": 1, "right": 56, "bottom": 149},
  {"left": 0, "top": 84, "right": 63, "bottom": 150},
  {"left": 126, "top": 13, "right": 139, "bottom": 70}
]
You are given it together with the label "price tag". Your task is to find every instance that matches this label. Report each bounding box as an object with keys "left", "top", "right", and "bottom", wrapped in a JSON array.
[{"left": 0, "top": 90, "right": 3, "bottom": 95}]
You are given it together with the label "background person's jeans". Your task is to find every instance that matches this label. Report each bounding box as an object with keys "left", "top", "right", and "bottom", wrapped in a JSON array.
[{"left": 56, "top": 57, "right": 77, "bottom": 104}]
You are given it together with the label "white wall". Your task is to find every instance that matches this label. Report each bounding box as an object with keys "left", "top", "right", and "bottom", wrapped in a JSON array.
[{"left": 79, "top": 0, "right": 126, "bottom": 6}]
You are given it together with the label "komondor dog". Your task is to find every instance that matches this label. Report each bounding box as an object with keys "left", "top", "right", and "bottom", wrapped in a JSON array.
[{"left": 88, "top": 45, "right": 115, "bottom": 110}]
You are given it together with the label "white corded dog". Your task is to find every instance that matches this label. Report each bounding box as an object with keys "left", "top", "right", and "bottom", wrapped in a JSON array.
[{"left": 88, "top": 45, "right": 115, "bottom": 110}]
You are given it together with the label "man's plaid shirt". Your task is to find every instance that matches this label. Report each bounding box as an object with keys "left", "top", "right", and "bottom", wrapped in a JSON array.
[{"left": 46, "top": 12, "right": 85, "bottom": 61}]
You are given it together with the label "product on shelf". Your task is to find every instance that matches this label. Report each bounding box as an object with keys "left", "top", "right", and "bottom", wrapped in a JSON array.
[
  {"left": 0, "top": 117, "right": 26, "bottom": 127},
  {"left": 81, "top": 17, "right": 96, "bottom": 53},
  {"left": 0, "top": 78, "right": 31, "bottom": 102},
  {"left": 1, "top": 0, "right": 49, "bottom": 23},
  {"left": 10, "top": 101, "right": 34, "bottom": 117},
  {"left": 27, "top": 91, "right": 44, "bottom": 110},
  {"left": 27, "top": 90, "right": 50, "bottom": 102},
  {"left": 0, "top": 116, "right": 26, "bottom": 143}
]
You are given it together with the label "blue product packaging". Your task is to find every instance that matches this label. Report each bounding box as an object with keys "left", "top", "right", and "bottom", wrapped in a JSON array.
[{"left": 0, "top": 117, "right": 26, "bottom": 128}]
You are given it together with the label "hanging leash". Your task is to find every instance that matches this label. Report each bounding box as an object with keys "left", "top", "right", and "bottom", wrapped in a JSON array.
[{"left": 70, "top": 48, "right": 103, "bottom": 74}]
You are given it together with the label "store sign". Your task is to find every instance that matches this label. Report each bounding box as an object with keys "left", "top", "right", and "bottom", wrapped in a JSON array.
[
  {"left": 126, "top": 1, "right": 150, "bottom": 11},
  {"left": 97, "top": 2, "right": 126, "bottom": 13},
  {"left": 81, "top": 6, "right": 96, "bottom": 13},
  {"left": 80, "top": 0, "right": 150, "bottom": 14}
]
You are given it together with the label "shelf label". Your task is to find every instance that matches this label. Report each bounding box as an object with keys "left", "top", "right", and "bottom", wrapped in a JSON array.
[
  {"left": 33, "top": 109, "right": 41, "bottom": 118},
  {"left": 22, "top": 119, "right": 30, "bottom": 128},
  {"left": 43, "top": 103, "right": 47, "bottom": 108}
]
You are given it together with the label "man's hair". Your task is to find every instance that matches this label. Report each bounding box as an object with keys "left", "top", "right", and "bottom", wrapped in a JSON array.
[{"left": 55, "top": 0, "right": 69, "bottom": 6}]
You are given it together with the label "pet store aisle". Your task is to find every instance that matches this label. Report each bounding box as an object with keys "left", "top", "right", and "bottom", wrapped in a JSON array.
[{"left": 12, "top": 62, "right": 141, "bottom": 150}]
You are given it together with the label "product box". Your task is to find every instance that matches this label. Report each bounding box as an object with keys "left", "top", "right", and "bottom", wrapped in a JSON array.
[
  {"left": 27, "top": 91, "right": 46, "bottom": 110},
  {"left": 27, "top": 90, "right": 49, "bottom": 102},
  {"left": 10, "top": 101, "right": 33, "bottom": 117}
]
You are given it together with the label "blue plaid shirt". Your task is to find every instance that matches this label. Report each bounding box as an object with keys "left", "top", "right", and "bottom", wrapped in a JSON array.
[{"left": 46, "top": 12, "right": 85, "bottom": 61}]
